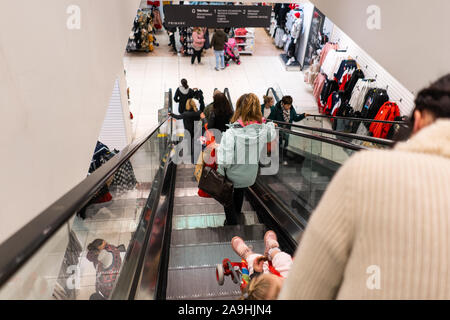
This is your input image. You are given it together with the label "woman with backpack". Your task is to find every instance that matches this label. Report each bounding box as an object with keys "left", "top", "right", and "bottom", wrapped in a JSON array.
[{"left": 217, "top": 93, "right": 276, "bottom": 225}]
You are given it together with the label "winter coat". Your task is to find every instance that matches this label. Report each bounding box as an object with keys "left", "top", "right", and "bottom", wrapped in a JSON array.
[
  {"left": 171, "top": 110, "right": 202, "bottom": 139},
  {"left": 210, "top": 29, "right": 228, "bottom": 51},
  {"left": 217, "top": 121, "right": 276, "bottom": 188},
  {"left": 174, "top": 86, "right": 194, "bottom": 114},
  {"left": 268, "top": 101, "right": 306, "bottom": 128},
  {"left": 192, "top": 30, "right": 205, "bottom": 51}
]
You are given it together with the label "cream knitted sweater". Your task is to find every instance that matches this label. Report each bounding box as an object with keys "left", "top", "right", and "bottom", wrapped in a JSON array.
[{"left": 279, "top": 120, "right": 450, "bottom": 300}]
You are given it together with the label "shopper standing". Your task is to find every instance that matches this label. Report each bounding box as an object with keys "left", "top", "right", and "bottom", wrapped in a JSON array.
[
  {"left": 174, "top": 78, "right": 194, "bottom": 114},
  {"left": 217, "top": 93, "right": 276, "bottom": 225},
  {"left": 268, "top": 95, "right": 307, "bottom": 164},
  {"left": 279, "top": 74, "right": 450, "bottom": 300},
  {"left": 169, "top": 99, "right": 203, "bottom": 164},
  {"left": 210, "top": 28, "right": 228, "bottom": 71},
  {"left": 191, "top": 27, "right": 205, "bottom": 65},
  {"left": 205, "top": 92, "right": 233, "bottom": 135}
]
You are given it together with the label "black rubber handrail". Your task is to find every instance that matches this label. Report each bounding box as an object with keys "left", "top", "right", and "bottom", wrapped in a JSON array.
[
  {"left": 307, "top": 113, "right": 408, "bottom": 125},
  {"left": 0, "top": 118, "right": 169, "bottom": 288},
  {"left": 277, "top": 127, "right": 367, "bottom": 151},
  {"left": 223, "top": 87, "right": 233, "bottom": 110},
  {"left": 266, "top": 87, "right": 280, "bottom": 103},
  {"left": 270, "top": 120, "right": 394, "bottom": 147}
]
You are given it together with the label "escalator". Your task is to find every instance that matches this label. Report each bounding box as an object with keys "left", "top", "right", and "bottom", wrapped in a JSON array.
[{"left": 0, "top": 88, "right": 396, "bottom": 300}]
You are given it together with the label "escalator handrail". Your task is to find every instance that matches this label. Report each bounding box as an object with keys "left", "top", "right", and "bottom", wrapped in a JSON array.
[
  {"left": 277, "top": 127, "right": 368, "bottom": 151},
  {"left": 270, "top": 120, "right": 395, "bottom": 147},
  {"left": 266, "top": 87, "right": 280, "bottom": 104},
  {"left": 223, "top": 88, "right": 233, "bottom": 110},
  {"left": 306, "top": 113, "right": 409, "bottom": 125},
  {"left": 0, "top": 118, "right": 169, "bottom": 288}
]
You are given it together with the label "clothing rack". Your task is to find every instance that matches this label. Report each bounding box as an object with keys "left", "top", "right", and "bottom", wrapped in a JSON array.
[{"left": 329, "top": 25, "right": 415, "bottom": 116}]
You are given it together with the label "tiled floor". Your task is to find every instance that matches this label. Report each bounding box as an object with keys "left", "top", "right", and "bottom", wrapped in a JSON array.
[{"left": 124, "top": 28, "right": 319, "bottom": 140}]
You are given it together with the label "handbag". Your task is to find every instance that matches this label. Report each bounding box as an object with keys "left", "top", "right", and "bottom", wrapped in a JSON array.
[
  {"left": 194, "top": 151, "right": 204, "bottom": 183},
  {"left": 198, "top": 166, "right": 233, "bottom": 207}
]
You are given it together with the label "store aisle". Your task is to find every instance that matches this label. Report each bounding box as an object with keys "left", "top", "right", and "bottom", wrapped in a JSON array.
[{"left": 124, "top": 28, "right": 318, "bottom": 140}]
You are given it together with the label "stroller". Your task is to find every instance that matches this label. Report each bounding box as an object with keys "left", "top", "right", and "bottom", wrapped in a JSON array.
[{"left": 224, "top": 38, "right": 241, "bottom": 66}]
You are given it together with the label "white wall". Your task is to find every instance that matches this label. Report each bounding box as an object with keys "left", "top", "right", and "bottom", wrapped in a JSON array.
[
  {"left": 311, "top": 0, "right": 450, "bottom": 94},
  {"left": 0, "top": 0, "right": 140, "bottom": 244}
]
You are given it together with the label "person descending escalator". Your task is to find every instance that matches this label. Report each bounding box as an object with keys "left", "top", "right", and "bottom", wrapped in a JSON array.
[
  {"left": 174, "top": 79, "right": 194, "bottom": 114},
  {"left": 268, "top": 96, "right": 309, "bottom": 165},
  {"left": 169, "top": 98, "right": 204, "bottom": 164},
  {"left": 217, "top": 93, "right": 276, "bottom": 225},
  {"left": 197, "top": 92, "right": 234, "bottom": 198}
]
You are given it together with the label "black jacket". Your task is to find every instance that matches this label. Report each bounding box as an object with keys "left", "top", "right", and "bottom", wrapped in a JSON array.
[
  {"left": 210, "top": 30, "right": 228, "bottom": 51},
  {"left": 268, "top": 101, "right": 306, "bottom": 129},
  {"left": 207, "top": 111, "right": 232, "bottom": 136},
  {"left": 174, "top": 87, "right": 194, "bottom": 114},
  {"left": 171, "top": 110, "right": 202, "bottom": 139}
]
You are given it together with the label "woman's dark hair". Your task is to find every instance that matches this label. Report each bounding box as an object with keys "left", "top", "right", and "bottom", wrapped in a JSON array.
[
  {"left": 213, "top": 93, "right": 233, "bottom": 116},
  {"left": 281, "top": 96, "right": 293, "bottom": 105},
  {"left": 181, "top": 78, "right": 189, "bottom": 89},
  {"left": 393, "top": 73, "right": 450, "bottom": 143},
  {"left": 413, "top": 73, "right": 450, "bottom": 121},
  {"left": 87, "top": 239, "right": 104, "bottom": 252}
]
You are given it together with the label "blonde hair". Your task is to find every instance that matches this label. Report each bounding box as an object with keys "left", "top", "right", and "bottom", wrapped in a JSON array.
[
  {"left": 240, "top": 274, "right": 281, "bottom": 300},
  {"left": 263, "top": 95, "right": 274, "bottom": 105},
  {"left": 185, "top": 98, "right": 198, "bottom": 112},
  {"left": 231, "top": 93, "right": 263, "bottom": 124}
]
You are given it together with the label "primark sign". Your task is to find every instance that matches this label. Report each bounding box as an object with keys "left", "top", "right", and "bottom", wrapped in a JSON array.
[{"left": 164, "top": 5, "right": 272, "bottom": 28}]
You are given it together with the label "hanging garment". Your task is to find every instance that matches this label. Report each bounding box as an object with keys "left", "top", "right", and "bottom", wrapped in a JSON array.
[
  {"left": 343, "top": 69, "right": 365, "bottom": 103},
  {"left": 313, "top": 73, "right": 326, "bottom": 103},
  {"left": 274, "top": 27, "right": 286, "bottom": 48},
  {"left": 321, "top": 49, "right": 346, "bottom": 80},
  {"left": 369, "top": 102, "right": 401, "bottom": 138},
  {"left": 335, "top": 59, "right": 357, "bottom": 84},
  {"left": 324, "top": 91, "right": 342, "bottom": 116},
  {"left": 360, "top": 88, "right": 390, "bottom": 123},
  {"left": 110, "top": 160, "right": 138, "bottom": 194},
  {"left": 320, "top": 79, "right": 339, "bottom": 110},
  {"left": 319, "top": 43, "right": 338, "bottom": 66},
  {"left": 349, "top": 79, "right": 377, "bottom": 112}
]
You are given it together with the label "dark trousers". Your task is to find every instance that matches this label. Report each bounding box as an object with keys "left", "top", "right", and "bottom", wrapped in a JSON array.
[
  {"left": 224, "top": 188, "right": 246, "bottom": 225},
  {"left": 279, "top": 132, "right": 290, "bottom": 159},
  {"left": 191, "top": 49, "right": 202, "bottom": 64}
]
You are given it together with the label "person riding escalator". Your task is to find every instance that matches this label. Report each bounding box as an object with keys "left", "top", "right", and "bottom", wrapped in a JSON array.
[
  {"left": 169, "top": 98, "right": 204, "bottom": 164},
  {"left": 268, "top": 95, "right": 308, "bottom": 165}
]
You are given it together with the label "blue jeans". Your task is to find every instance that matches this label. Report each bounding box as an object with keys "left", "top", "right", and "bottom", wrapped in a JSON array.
[{"left": 214, "top": 50, "right": 225, "bottom": 69}]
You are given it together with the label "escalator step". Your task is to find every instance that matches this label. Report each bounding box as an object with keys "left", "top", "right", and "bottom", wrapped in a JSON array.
[
  {"left": 166, "top": 266, "right": 241, "bottom": 300},
  {"left": 172, "top": 211, "right": 259, "bottom": 230},
  {"left": 169, "top": 241, "right": 265, "bottom": 269},
  {"left": 174, "top": 195, "right": 219, "bottom": 205},
  {"left": 171, "top": 224, "right": 266, "bottom": 246},
  {"left": 173, "top": 201, "right": 252, "bottom": 216}
]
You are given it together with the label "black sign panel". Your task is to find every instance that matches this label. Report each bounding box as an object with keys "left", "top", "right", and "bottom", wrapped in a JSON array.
[{"left": 164, "top": 5, "right": 272, "bottom": 28}]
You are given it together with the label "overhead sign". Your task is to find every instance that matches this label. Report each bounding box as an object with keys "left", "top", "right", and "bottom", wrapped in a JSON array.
[{"left": 164, "top": 5, "right": 272, "bottom": 28}]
